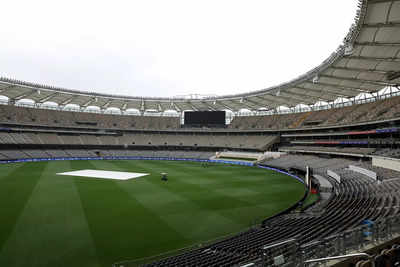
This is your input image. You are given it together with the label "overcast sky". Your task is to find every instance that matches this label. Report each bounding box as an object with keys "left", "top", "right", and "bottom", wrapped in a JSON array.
[{"left": 0, "top": 0, "right": 358, "bottom": 98}]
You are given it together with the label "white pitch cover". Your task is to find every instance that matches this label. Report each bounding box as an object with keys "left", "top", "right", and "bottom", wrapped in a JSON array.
[{"left": 57, "top": 169, "right": 149, "bottom": 180}]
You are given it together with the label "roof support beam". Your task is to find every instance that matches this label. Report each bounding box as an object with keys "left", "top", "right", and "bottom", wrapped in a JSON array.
[
  {"left": 262, "top": 94, "right": 298, "bottom": 107},
  {"left": 61, "top": 95, "right": 79, "bottom": 105},
  {"left": 319, "top": 74, "right": 398, "bottom": 87},
  {"left": 279, "top": 92, "right": 314, "bottom": 104},
  {"left": 282, "top": 90, "right": 333, "bottom": 104},
  {"left": 294, "top": 86, "right": 346, "bottom": 98},
  {"left": 283, "top": 90, "right": 331, "bottom": 102},
  {"left": 157, "top": 103, "right": 163, "bottom": 112},
  {"left": 140, "top": 99, "right": 145, "bottom": 112},
  {"left": 363, "top": 22, "right": 400, "bottom": 28},
  {"left": 250, "top": 95, "right": 276, "bottom": 106},
  {"left": 0, "top": 84, "right": 16, "bottom": 93},
  {"left": 101, "top": 100, "right": 112, "bottom": 109},
  {"left": 188, "top": 102, "right": 199, "bottom": 111},
  {"left": 190, "top": 102, "right": 204, "bottom": 111},
  {"left": 215, "top": 101, "right": 236, "bottom": 111},
  {"left": 121, "top": 102, "right": 128, "bottom": 111},
  {"left": 304, "top": 81, "right": 369, "bottom": 94},
  {"left": 346, "top": 55, "right": 400, "bottom": 62},
  {"left": 81, "top": 98, "right": 97, "bottom": 108},
  {"left": 330, "top": 66, "right": 388, "bottom": 74},
  {"left": 368, "top": 0, "right": 400, "bottom": 3},
  {"left": 230, "top": 99, "right": 257, "bottom": 111},
  {"left": 14, "top": 90, "right": 39, "bottom": 101},
  {"left": 220, "top": 100, "right": 248, "bottom": 111},
  {"left": 255, "top": 95, "right": 291, "bottom": 107},
  {"left": 244, "top": 98, "right": 269, "bottom": 109},
  {"left": 37, "top": 92, "right": 59, "bottom": 103},
  {"left": 201, "top": 101, "right": 217, "bottom": 111},
  {"left": 355, "top": 42, "right": 400, "bottom": 47},
  {"left": 173, "top": 102, "right": 191, "bottom": 112},
  {"left": 170, "top": 102, "right": 181, "bottom": 112}
]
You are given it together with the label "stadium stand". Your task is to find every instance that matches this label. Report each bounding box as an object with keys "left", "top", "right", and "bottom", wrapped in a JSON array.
[
  {"left": 0, "top": 104, "right": 181, "bottom": 130},
  {"left": 0, "top": 148, "right": 215, "bottom": 161},
  {"left": 229, "top": 95, "right": 400, "bottom": 130},
  {"left": 0, "top": 94, "right": 399, "bottom": 132},
  {"left": 0, "top": 0, "right": 400, "bottom": 265},
  {"left": 0, "top": 130, "right": 278, "bottom": 151},
  {"left": 2, "top": 106, "right": 400, "bottom": 266},
  {"left": 280, "top": 146, "right": 376, "bottom": 156},
  {"left": 373, "top": 148, "right": 400, "bottom": 159}
]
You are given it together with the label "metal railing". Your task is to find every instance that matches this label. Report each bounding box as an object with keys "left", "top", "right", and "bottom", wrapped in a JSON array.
[
  {"left": 304, "top": 253, "right": 371, "bottom": 265},
  {"left": 234, "top": 215, "right": 400, "bottom": 267},
  {"left": 300, "top": 216, "right": 400, "bottom": 266}
]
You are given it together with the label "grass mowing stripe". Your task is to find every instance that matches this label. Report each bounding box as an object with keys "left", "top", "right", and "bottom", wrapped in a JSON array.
[
  {"left": 0, "top": 162, "right": 46, "bottom": 254},
  {"left": 72, "top": 160, "right": 189, "bottom": 266},
  {"left": 93, "top": 160, "right": 261, "bottom": 257},
  {"left": 0, "top": 160, "right": 100, "bottom": 267},
  {"left": 109, "top": 160, "right": 304, "bottom": 224},
  {"left": 161, "top": 161, "right": 304, "bottom": 221},
  {"left": 0, "top": 163, "right": 27, "bottom": 181},
  {"left": 108, "top": 163, "right": 244, "bottom": 244},
  {"left": 0, "top": 160, "right": 305, "bottom": 266}
]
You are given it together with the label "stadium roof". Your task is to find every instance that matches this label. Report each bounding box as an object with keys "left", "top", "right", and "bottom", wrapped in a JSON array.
[{"left": 0, "top": 0, "right": 399, "bottom": 113}]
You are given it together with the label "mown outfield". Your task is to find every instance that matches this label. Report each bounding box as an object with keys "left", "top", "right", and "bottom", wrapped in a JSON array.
[{"left": 0, "top": 160, "right": 305, "bottom": 267}]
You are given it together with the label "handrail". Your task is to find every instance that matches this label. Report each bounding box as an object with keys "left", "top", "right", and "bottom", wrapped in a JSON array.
[
  {"left": 262, "top": 238, "right": 297, "bottom": 250},
  {"left": 305, "top": 253, "right": 371, "bottom": 263}
]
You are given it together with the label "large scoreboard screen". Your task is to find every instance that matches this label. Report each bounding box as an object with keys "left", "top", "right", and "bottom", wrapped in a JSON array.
[{"left": 184, "top": 111, "right": 226, "bottom": 127}]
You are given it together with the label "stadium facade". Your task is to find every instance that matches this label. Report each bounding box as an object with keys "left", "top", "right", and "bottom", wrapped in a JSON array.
[{"left": 1, "top": 0, "right": 400, "bottom": 266}]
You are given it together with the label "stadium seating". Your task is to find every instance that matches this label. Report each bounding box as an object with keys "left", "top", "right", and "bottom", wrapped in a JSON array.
[
  {"left": 0, "top": 148, "right": 215, "bottom": 161},
  {"left": 0, "top": 104, "right": 180, "bottom": 130},
  {"left": 373, "top": 148, "right": 400, "bottom": 159},
  {"left": 279, "top": 146, "right": 376, "bottom": 156},
  {"left": 1, "top": 95, "right": 400, "bottom": 131},
  {"left": 0, "top": 131, "right": 278, "bottom": 151},
  {"left": 229, "top": 95, "right": 400, "bottom": 130}
]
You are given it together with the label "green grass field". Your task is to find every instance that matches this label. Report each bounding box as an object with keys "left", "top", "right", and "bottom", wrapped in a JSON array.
[{"left": 0, "top": 160, "right": 305, "bottom": 267}]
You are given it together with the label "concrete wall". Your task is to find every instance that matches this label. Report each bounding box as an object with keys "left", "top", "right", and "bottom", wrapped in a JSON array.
[
  {"left": 349, "top": 165, "right": 377, "bottom": 180},
  {"left": 372, "top": 156, "right": 400, "bottom": 172}
]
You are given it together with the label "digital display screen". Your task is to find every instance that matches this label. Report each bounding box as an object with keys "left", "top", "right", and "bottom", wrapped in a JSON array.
[{"left": 184, "top": 111, "right": 226, "bottom": 126}]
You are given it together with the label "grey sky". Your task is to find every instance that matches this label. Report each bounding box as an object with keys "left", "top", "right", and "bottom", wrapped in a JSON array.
[{"left": 0, "top": 0, "right": 358, "bottom": 98}]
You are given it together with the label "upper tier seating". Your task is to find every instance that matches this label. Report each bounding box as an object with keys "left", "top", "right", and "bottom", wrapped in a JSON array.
[
  {"left": 0, "top": 104, "right": 180, "bottom": 130},
  {"left": 279, "top": 145, "right": 377, "bottom": 156},
  {"left": 229, "top": 95, "right": 400, "bottom": 130},
  {"left": 1, "top": 95, "right": 400, "bottom": 131}
]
